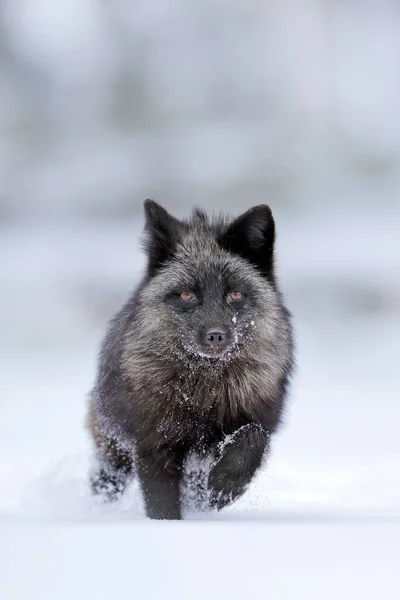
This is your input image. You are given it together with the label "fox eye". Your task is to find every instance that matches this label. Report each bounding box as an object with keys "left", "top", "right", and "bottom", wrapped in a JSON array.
[
  {"left": 180, "top": 291, "right": 195, "bottom": 301},
  {"left": 229, "top": 291, "right": 243, "bottom": 301}
]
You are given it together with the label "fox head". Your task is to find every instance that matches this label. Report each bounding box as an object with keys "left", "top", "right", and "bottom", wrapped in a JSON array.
[{"left": 130, "top": 200, "right": 291, "bottom": 364}]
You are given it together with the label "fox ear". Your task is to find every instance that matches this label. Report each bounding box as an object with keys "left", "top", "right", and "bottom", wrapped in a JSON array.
[
  {"left": 219, "top": 205, "right": 275, "bottom": 278},
  {"left": 142, "top": 199, "right": 182, "bottom": 276}
]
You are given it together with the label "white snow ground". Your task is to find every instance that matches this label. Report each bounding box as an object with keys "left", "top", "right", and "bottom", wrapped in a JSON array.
[{"left": 1, "top": 206, "right": 400, "bottom": 598}]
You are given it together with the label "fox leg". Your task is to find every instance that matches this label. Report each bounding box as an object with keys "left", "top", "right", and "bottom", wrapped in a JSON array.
[
  {"left": 207, "top": 423, "right": 269, "bottom": 510},
  {"left": 90, "top": 438, "right": 134, "bottom": 501},
  {"left": 87, "top": 398, "right": 134, "bottom": 501},
  {"left": 137, "top": 448, "right": 184, "bottom": 520}
]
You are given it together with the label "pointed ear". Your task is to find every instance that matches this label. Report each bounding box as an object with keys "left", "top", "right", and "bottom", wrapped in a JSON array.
[
  {"left": 219, "top": 205, "right": 275, "bottom": 277},
  {"left": 142, "top": 199, "right": 182, "bottom": 276}
]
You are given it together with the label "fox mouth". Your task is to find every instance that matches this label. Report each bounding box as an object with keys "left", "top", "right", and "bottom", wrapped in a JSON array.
[
  {"left": 196, "top": 343, "right": 234, "bottom": 359},
  {"left": 198, "top": 348, "right": 226, "bottom": 359},
  {"left": 180, "top": 341, "right": 231, "bottom": 360}
]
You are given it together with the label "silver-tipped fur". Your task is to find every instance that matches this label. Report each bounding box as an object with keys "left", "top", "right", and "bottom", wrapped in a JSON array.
[{"left": 87, "top": 200, "right": 295, "bottom": 519}]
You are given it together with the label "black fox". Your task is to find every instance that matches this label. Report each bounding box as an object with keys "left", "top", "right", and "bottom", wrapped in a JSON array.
[{"left": 87, "top": 200, "right": 295, "bottom": 519}]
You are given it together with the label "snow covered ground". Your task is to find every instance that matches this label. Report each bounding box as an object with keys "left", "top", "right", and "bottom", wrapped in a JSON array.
[{"left": 1, "top": 205, "right": 400, "bottom": 598}]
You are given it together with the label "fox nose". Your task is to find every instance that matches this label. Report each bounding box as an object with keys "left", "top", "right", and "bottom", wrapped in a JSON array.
[{"left": 205, "top": 329, "right": 226, "bottom": 346}]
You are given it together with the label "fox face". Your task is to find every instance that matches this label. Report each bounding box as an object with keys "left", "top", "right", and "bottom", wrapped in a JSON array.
[
  {"left": 135, "top": 200, "right": 284, "bottom": 363},
  {"left": 161, "top": 259, "right": 262, "bottom": 359}
]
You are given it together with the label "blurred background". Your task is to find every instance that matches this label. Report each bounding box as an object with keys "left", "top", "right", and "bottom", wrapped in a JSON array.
[{"left": 1, "top": 0, "right": 399, "bottom": 516}]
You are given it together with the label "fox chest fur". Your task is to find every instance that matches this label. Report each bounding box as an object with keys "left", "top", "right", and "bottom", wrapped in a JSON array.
[{"left": 94, "top": 308, "right": 289, "bottom": 457}]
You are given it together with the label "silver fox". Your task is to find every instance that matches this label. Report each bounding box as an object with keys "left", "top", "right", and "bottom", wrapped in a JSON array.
[{"left": 87, "top": 200, "right": 295, "bottom": 519}]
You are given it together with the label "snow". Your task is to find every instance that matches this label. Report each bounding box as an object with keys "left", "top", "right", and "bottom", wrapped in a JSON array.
[
  {"left": 1, "top": 207, "right": 400, "bottom": 598},
  {"left": 2, "top": 521, "right": 400, "bottom": 600}
]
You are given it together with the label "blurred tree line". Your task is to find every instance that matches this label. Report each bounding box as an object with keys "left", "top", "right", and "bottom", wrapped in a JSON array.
[{"left": 0, "top": 0, "right": 399, "bottom": 221}]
